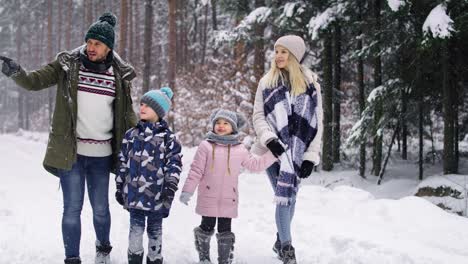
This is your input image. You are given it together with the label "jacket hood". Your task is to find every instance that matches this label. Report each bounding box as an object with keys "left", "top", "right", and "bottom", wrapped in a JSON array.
[{"left": 55, "top": 45, "right": 136, "bottom": 81}]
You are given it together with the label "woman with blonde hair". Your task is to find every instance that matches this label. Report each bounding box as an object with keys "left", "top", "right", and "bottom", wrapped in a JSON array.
[{"left": 252, "top": 35, "right": 323, "bottom": 264}]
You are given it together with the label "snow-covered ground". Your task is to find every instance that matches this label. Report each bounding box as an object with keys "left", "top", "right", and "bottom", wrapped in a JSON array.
[{"left": 1, "top": 133, "right": 468, "bottom": 264}]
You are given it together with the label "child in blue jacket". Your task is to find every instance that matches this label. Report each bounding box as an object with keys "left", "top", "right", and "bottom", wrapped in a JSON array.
[{"left": 115, "top": 87, "right": 182, "bottom": 264}]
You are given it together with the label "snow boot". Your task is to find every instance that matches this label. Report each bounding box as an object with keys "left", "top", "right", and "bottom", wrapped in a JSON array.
[
  {"left": 146, "top": 256, "right": 163, "bottom": 264},
  {"left": 216, "top": 231, "right": 235, "bottom": 264},
  {"left": 194, "top": 226, "right": 214, "bottom": 263},
  {"left": 64, "top": 257, "right": 81, "bottom": 264},
  {"left": 281, "top": 244, "right": 297, "bottom": 264},
  {"left": 128, "top": 251, "right": 144, "bottom": 264},
  {"left": 95, "top": 241, "right": 112, "bottom": 264},
  {"left": 273, "top": 233, "right": 283, "bottom": 260}
]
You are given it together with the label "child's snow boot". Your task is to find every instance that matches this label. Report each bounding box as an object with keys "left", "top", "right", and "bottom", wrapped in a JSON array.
[
  {"left": 95, "top": 241, "right": 112, "bottom": 264},
  {"left": 281, "top": 244, "right": 297, "bottom": 264},
  {"left": 194, "top": 226, "right": 214, "bottom": 263},
  {"left": 146, "top": 256, "right": 163, "bottom": 264},
  {"left": 128, "top": 251, "right": 144, "bottom": 264},
  {"left": 64, "top": 257, "right": 81, "bottom": 264},
  {"left": 216, "top": 231, "right": 235, "bottom": 264}
]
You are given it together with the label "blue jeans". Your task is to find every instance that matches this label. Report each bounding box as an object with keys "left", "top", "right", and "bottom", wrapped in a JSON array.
[
  {"left": 129, "top": 209, "right": 163, "bottom": 261},
  {"left": 59, "top": 155, "right": 112, "bottom": 259},
  {"left": 266, "top": 162, "right": 297, "bottom": 247}
]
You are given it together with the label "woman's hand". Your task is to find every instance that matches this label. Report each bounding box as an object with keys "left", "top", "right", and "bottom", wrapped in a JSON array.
[
  {"left": 299, "top": 160, "right": 315, "bottom": 179},
  {"left": 266, "top": 139, "right": 285, "bottom": 158}
]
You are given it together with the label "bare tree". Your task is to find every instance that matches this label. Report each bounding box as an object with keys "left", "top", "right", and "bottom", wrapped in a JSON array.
[
  {"left": 322, "top": 29, "right": 334, "bottom": 171},
  {"left": 47, "top": 0, "right": 54, "bottom": 121},
  {"left": 332, "top": 21, "right": 342, "bottom": 163},
  {"left": 119, "top": 0, "right": 128, "bottom": 58},
  {"left": 142, "top": 0, "right": 154, "bottom": 93}
]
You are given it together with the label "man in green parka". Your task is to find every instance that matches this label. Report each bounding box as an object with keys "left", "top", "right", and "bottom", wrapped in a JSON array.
[{"left": 0, "top": 12, "right": 137, "bottom": 264}]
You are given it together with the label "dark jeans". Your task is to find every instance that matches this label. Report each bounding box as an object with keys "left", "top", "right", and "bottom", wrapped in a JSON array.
[
  {"left": 128, "top": 209, "right": 163, "bottom": 261},
  {"left": 200, "top": 216, "right": 232, "bottom": 233},
  {"left": 59, "top": 155, "right": 112, "bottom": 259}
]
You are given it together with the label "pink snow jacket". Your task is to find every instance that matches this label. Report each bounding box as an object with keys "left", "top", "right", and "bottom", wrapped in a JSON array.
[{"left": 182, "top": 140, "right": 277, "bottom": 218}]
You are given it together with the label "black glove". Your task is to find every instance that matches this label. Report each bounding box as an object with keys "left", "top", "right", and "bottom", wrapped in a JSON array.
[
  {"left": 0, "top": 55, "right": 20, "bottom": 77},
  {"left": 161, "top": 181, "right": 178, "bottom": 202},
  {"left": 266, "top": 139, "right": 285, "bottom": 158},
  {"left": 299, "top": 160, "right": 315, "bottom": 179},
  {"left": 115, "top": 190, "right": 124, "bottom": 206}
]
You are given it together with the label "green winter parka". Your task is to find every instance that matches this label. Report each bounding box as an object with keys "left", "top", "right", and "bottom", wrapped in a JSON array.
[{"left": 11, "top": 45, "right": 137, "bottom": 176}]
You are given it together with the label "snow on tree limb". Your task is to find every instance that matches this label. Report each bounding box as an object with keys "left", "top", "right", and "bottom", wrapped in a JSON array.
[
  {"left": 423, "top": 4, "right": 455, "bottom": 39},
  {"left": 387, "top": 0, "right": 406, "bottom": 12},
  {"left": 307, "top": 3, "right": 348, "bottom": 40},
  {"left": 214, "top": 7, "right": 272, "bottom": 44}
]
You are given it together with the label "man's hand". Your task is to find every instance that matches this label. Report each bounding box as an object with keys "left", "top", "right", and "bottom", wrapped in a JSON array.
[{"left": 0, "top": 55, "right": 20, "bottom": 77}]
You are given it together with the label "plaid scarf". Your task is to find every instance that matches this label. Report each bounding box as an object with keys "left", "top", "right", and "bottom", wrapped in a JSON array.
[{"left": 263, "top": 83, "right": 319, "bottom": 204}]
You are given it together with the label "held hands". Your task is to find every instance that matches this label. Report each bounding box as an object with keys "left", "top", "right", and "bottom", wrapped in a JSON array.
[
  {"left": 0, "top": 55, "right": 20, "bottom": 77},
  {"left": 266, "top": 139, "right": 285, "bottom": 158},
  {"left": 299, "top": 160, "right": 315, "bottom": 179},
  {"left": 179, "top": 192, "right": 193, "bottom": 205}
]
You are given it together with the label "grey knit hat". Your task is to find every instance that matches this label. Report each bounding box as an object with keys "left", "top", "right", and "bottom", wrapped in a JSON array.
[
  {"left": 85, "top": 12, "right": 117, "bottom": 49},
  {"left": 274, "top": 35, "right": 306, "bottom": 62},
  {"left": 210, "top": 109, "right": 247, "bottom": 133},
  {"left": 141, "top": 87, "right": 173, "bottom": 119}
]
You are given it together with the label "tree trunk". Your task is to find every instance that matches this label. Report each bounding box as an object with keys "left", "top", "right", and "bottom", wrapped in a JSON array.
[
  {"left": 134, "top": 0, "right": 141, "bottom": 65},
  {"left": 66, "top": 0, "right": 73, "bottom": 50},
  {"left": 85, "top": 0, "right": 93, "bottom": 28},
  {"left": 377, "top": 123, "right": 399, "bottom": 185},
  {"left": 119, "top": 0, "right": 128, "bottom": 58},
  {"left": 128, "top": 0, "right": 134, "bottom": 64},
  {"left": 168, "top": 0, "right": 177, "bottom": 89},
  {"left": 211, "top": 0, "right": 218, "bottom": 57},
  {"left": 191, "top": 0, "right": 198, "bottom": 65},
  {"left": 168, "top": 0, "right": 177, "bottom": 129},
  {"left": 322, "top": 29, "right": 334, "bottom": 171},
  {"left": 372, "top": 0, "right": 383, "bottom": 176},
  {"left": 253, "top": 0, "right": 266, "bottom": 114},
  {"left": 442, "top": 40, "right": 456, "bottom": 174},
  {"left": 332, "top": 22, "right": 341, "bottom": 163},
  {"left": 358, "top": 0, "right": 366, "bottom": 178},
  {"left": 401, "top": 87, "right": 408, "bottom": 159},
  {"left": 57, "top": 0, "right": 62, "bottom": 52},
  {"left": 16, "top": 22, "right": 24, "bottom": 130},
  {"left": 142, "top": 0, "right": 153, "bottom": 93},
  {"left": 47, "top": 0, "right": 54, "bottom": 122},
  {"left": 418, "top": 83, "right": 424, "bottom": 180},
  {"left": 201, "top": 4, "right": 208, "bottom": 65}
]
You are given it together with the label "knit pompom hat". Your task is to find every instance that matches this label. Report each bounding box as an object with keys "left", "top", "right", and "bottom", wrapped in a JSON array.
[
  {"left": 274, "top": 35, "right": 306, "bottom": 62},
  {"left": 141, "top": 87, "right": 173, "bottom": 119},
  {"left": 209, "top": 109, "right": 247, "bottom": 133},
  {"left": 85, "top": 12, "right": 117, "bottom": 49}
]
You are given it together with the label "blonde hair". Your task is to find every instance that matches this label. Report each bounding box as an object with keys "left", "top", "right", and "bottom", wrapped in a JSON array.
[{"left": 263, "top": 50, "right": 309, "bottom": 95}]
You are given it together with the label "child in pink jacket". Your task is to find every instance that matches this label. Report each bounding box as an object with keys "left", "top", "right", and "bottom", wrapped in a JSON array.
[{"left": 179, "top": 108, "right": 276, "bottom": 264}]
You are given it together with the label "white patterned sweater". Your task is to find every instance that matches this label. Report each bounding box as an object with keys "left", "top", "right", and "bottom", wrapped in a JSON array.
[{"left": 76, "top": 65, "right": 116, "bottom": 157}]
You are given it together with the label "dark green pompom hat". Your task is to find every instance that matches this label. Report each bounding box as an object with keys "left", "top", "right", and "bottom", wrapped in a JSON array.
[{"left": 85, "top": 12, "right": 117, "bottom": 49}]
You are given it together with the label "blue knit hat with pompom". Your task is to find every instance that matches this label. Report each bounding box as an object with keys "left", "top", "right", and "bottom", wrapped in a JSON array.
[
  {"left": 141, "top": 87, "right": 173, "bottom": 118},
  {"left": 85, "top": 12, "right": 117, "bottom": 49}
]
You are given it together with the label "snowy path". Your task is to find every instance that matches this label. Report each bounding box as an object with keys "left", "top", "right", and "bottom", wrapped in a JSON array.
[{"left": 1, "top": 134, "right": 468, "bottom": 264}]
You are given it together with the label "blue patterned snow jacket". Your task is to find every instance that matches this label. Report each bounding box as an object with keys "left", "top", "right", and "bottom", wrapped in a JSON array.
[{"left": 116, "top": 120, "right": 182, "bottom": 217}]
